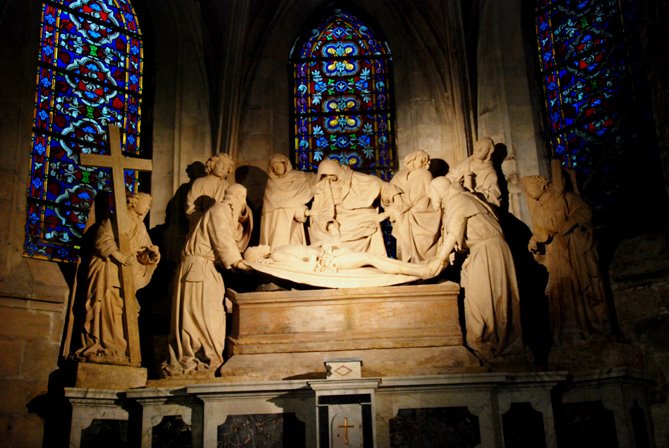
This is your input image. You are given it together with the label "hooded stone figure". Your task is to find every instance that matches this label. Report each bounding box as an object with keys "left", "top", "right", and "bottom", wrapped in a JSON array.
[
  {"left": 308, "top": 159, "right": 386, "bottom": 255},
  {"left": 259, "top": 154, "right": 315, "bottom": 250}
]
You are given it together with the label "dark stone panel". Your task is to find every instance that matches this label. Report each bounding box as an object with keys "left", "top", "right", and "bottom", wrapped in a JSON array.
[
  {"left": 152, "top": 415, "right": 192, "bottom": 448},
  {"left": 217, "top": 413, "right": 305, "bottom": 448},
  {"left": 502, "top": 402, "right": 546, "bottom": 448},
  {"left": 560, "top": 400, "right": 618, "bottom": 448},
  {"left": 389, "top": 407, "right": 480, "bottom": 448},
  {"left": 81, "top": 419, "right": 128, "bottom": 448},
  {"left": 630, "top": 400, "right": 651, "bottom": 448}
]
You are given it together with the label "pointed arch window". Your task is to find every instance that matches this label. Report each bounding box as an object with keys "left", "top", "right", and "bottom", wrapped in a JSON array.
[
  {"left": 534, "top": 0, "right": 641, "bottom": 175},
  {"left": 25, "top": 0, "right": 144, "bottom": 263},
  {"left": 290, "top": 8, "right": 396, "bottom": 180}
]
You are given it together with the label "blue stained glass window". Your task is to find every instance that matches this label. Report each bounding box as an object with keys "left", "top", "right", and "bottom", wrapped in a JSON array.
[
  {"left": 535, "top": 0, "right": 635, "bottom": 174},
  {"left": 25, "top": 0, "right": 143, "bottom": 263},
  {"left": 290, "top": 8, "right": 396, "bottom": 180}
]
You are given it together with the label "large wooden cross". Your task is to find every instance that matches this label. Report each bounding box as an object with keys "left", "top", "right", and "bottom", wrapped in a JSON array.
[{"left": 79, "top": 125, "right": 152, "bottom": 366}]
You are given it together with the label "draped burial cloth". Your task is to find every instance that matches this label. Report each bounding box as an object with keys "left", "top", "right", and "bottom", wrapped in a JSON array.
[{"left": 246, "top": 260, "right": 420, "bottom": 289}]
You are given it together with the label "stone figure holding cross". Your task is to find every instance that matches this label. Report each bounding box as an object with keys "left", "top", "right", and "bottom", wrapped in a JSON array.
[
  {"left": 76, "top": 192, "right": 160, "bottom": 364},
  {"left": 69, "top": 125, "right": 158, "bottom": 366}
]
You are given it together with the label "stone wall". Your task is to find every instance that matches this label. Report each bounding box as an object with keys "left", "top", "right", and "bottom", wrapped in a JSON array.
[
  {"left": 234, "top": 0, "right": 473, "bottom": 170},
  {"left": 0, "top": 298, "right": 66, "bottom": 447},
  {"left": 0, "top": 2, "right": 71, "bottom": 446},
  {"left": 610, "top": 230, "right": 669, "bottom": 447}
]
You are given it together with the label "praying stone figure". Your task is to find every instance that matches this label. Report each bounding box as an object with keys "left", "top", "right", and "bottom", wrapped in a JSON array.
[
  {"left": 185, "top": 153, "right": 234, "bottom": 229},
  {"left": 309, "top": 159, "right": 386, "bottom": 255},
  {"left": 447, "top": 137, "right": 502, "bottom": 207},
  {"left": 521, "top": 160, "right": 610, "bottom": 345},
  {"left": 259, "top": 154, "right": 315, "bottom": 249},
  {"left": 429, "top": 177, "right": 522, "bottom": 361},
  {"left": 382, "top": 149, "right": 441, "bottom": 262},
  {"left": 76, "top": 192, "right": 160, "bottom": 364},
  {"left": 163, "top": 184, "right": 252, "bottom": 376}
]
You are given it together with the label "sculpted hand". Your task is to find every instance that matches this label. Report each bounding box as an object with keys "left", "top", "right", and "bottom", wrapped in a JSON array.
[
  {"left": 137, "top": 245, "right": 161, "bottom": 265},
  {"left": 528, "top": 237, "right": 538, "bottom": 253},
  {"left": 111, "top": 250, "right": 133, "bottom": 266},
  {"left": 295, "top": 206, "right": 308, "bottom": 223},
  {"left": 233, "top": 260, "right": 251, "bottom": 271},
  {"left": 423, "top": 257, "right": 446, "bottom": 279}
]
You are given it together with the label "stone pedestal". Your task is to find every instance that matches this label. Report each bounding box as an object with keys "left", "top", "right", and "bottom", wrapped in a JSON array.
[
  {"left": 219, "top": 282, "right": 481, "bottom": 381},
  {"left": 65, "top": 368, "right": 656, "bottom": 447},
  {"left": 561, "top": 368, "right": 656, "bottom": 448},
  {"left": 66, "top": 388, "right": 130, "bottom": 448},
  {"left": 70, "top": 361, "right": 147, "bottom": 389}
]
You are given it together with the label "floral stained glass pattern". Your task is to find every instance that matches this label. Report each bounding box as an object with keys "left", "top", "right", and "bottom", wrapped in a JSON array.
[
  {"left": 291, "top": 8, "right": 396, "bottom": 180},
  {"left": 26, "top": 0, "right": 143, "bottom": 262},
  {"left": 535, "top": 0, "right": 636, "bottom": 175}
]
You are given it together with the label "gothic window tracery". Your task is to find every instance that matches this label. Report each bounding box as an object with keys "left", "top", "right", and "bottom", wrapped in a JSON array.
[
  {"left": 26, "top": 0, "right": 144, "bottom": 262},
  {"left": 290, "top": 8, "right": 396, "bottom": 180},
  {"left": 535, "top": 0, "right": 640, "bottom": 176}
]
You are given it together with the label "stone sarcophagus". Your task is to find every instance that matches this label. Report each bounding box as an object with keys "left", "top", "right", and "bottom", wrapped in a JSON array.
[{"left": 219, "top": 282, "right": 481, "bottom": 381}]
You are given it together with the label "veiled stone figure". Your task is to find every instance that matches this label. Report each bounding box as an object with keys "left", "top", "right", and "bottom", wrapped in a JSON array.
[
  {"left": 185, "top": 153, "right": 234, "bottom": 229},
  {"left": 447, "top": 137, "right": 502, "bottom": 207},
  {"left": 430, "top": 177, "right": 521, "bottom": 360},
  {"left": 259, "top": 154, "right": 315, "bottom": 249},
  {"left": 163, "top": 184, "right": 252, "bottom": 376},
  {"left": 77, "top": 193, "right": 160, "bottom": 363},
  {"left": 382, "top": 150, "right": 441, "bottom": 262},
  {"left": 309, "top": 159, "right": 386, "bottom": 255},
  {"left": 521, "top": 160, "right": 610, "bottom": 345}
]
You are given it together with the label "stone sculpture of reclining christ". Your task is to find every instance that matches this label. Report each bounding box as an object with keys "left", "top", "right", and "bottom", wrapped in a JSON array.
[{"left": 243, "top": 244, "right": 443, "bottom": 289}]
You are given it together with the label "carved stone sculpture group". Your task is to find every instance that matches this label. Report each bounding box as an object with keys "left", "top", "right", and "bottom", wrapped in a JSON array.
[{"left": 70, "top": 137, "right": 612, "bottom": 374}]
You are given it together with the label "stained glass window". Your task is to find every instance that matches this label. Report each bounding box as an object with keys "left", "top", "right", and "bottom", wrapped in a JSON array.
[
  {"left": 535, "top": 0, "right": 637, "bottom": 175},
  {"left": 25, "top": 0, "right": 144, "bottom": 263},
  {"left": 290, "top": 8, "right": 396, "bottom": 180}
]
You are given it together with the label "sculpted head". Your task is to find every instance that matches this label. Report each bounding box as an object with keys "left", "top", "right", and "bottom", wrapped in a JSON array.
[
  {"left": 207, "top": 153, "right": 234, "bottom": 179},
  {"left": 404, "top": 150, "right": 430, "bottom": 171},
  {"left": 473, "top": 137, "right": 495, "bottom": 161},
  {"left": 243, "top": 245, "right": 271, "bottom": 262},
  {"left": 520, "top": 175, "right": 549, "bottom": 200},
  {"left": 268, "top": 154, "right": 292, "bottom": 178},
  {"left": 317, "top": 159, "right": 345, "bottom": 183},
  {"left": 429, "top": 176, "right": 452, "bottom": 208},
  {"left": 224, "top": 183, "right": 247, "bottom": 206},
  {"left": 127, "top": 192, "right": 152, "bottom": 216}
]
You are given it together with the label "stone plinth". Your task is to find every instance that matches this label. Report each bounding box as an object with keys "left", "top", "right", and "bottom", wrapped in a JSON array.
[
  {"left": 71, "top": 362, "right": 147, "bottom": 389},
  {"left": 219, "top": 282, "right": 481, "bottom": 381}
]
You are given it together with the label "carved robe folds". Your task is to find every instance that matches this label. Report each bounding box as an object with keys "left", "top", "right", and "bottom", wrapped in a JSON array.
[{"left": 164, "top": 199, "right": 251, "bottom": 376}]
